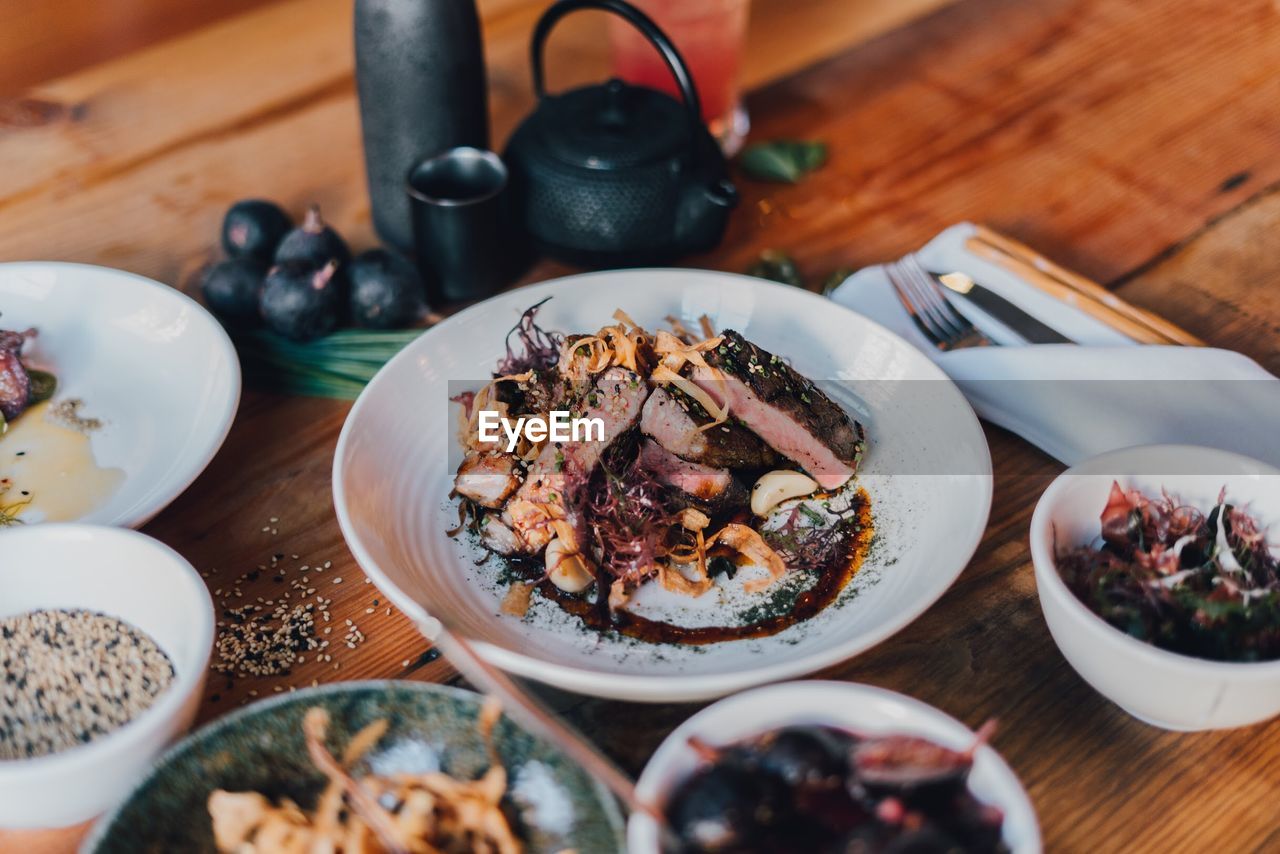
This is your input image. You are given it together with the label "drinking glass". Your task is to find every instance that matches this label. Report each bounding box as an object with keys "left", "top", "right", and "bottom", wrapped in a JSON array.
[
  {"left": 608, "top": 0, "right": 751, "bottom": 154},
  {"left": 407, "top": 147, "right": 525, "bottom": 304}
]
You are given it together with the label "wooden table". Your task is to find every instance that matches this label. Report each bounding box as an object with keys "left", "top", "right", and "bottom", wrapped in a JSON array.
[{"left": 3, "top": 0, "right": 1279, "bottom": 850}]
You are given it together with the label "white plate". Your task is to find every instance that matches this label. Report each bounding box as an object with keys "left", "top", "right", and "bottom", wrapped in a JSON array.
[
  {"left": 629, "top": 681, "right": 1041, "bottom": 853},
  {"left": 333, "top": 269, "right": 992, "bottom": 701},
  {"left": 0, "top": 262, "right": 240, "bottom": 528}
]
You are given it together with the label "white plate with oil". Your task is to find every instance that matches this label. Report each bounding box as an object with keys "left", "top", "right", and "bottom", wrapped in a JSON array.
[{"left": 0, "top": 263, "right": 240, "bottom": 528}]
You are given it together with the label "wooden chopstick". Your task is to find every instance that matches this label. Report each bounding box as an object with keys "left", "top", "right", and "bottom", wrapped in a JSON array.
[{"left": 967, "top": 225, "right": 1205, "bottom": 346}]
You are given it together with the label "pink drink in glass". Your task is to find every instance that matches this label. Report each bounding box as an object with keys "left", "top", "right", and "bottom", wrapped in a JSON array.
[{"left": 609, "top": 0, "right": 751, "bottom": 154}]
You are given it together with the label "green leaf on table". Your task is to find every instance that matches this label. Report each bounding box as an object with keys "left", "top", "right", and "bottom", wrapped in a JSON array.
[
  {"left": 233, "top": 327, "right": 425, "bottom": 400},
  {"left": 738, "top": 139, "right": 828, "bottom": 183},
  {"left": 745, "top": 250, "right": 804, "bottom": 287},
  {"left": 819, "top": 267, "right": 856, "bottom": 295}
]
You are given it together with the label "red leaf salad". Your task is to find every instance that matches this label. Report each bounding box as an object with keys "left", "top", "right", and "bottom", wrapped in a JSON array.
[
  {"left": 449, "top": 302, "right": 874, "bottom": 644},
  {"left": 1056, "top": 483, "right": 1280, "bottom": 662}
]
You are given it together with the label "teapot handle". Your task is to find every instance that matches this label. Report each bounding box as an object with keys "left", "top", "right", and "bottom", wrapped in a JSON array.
[{"left": 531, "top": 0, "right": 704, "bottom": 154}]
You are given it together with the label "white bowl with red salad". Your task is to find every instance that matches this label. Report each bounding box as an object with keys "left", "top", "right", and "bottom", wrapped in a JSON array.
[{"left": 1030, "top": 444, "right": 1280, "bottom": 731}]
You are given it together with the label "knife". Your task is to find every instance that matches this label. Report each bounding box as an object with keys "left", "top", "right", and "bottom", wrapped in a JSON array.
[{"left": 933, "top": 271, "right": 1074, "bottom": 344}]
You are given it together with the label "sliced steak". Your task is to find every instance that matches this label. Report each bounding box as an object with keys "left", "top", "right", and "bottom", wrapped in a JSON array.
[
  {"left": 640, "top": 386, "right": 779, "bottom": 470},
  {"left": 693, "top": 329, "right": 865, "bottom": 489},
  {"left": 454, "top": 451, "right": 520, "bottom": 509},
  {"left": 637, "top": 439, "right": 740, "bottom": 506},
  {"left": 505, "top": 367, "right": 650, "bottom": 553},
  {"left": 493, "top": 368, "right": 557, "bottom": 417}
]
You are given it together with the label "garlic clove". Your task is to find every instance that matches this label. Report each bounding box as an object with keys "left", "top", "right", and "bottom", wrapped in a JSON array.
[
  {"left": 545, "top": 537, "right": 595, "bottom": 593},
  {"left": 751, "top": 469, "right": 821, "bottom": 516}
]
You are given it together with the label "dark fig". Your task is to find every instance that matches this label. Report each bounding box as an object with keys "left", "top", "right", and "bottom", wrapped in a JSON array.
[
  {"left": 348, "top": 248, "right": 426, "bottom": 329},
  {"left": 274, "top": 204, "right": 351, "bottom": 268},
  {"left": 221, "top": 199, "right": 292, "bottom": 263},
  {"left": 882, "top": 825, "right": 963, "bottom": 853},
  {"left": 201, "top": 258, "right": 268, "bottom": 325},
  {"left": 852, "top": 735, "right": 972, "bottom": 800},
  {"left": 753, "top": 726, "right": 849, "bottom": 790},
  {"left": 260, "top": 260, "right": 341, "bottom": 341},
  {"left": 666, "top": 764, "right": 789, "bottom": 852}
]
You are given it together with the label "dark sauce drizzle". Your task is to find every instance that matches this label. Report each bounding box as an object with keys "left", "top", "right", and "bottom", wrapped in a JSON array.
[{"left": 500, "top": 490, "right": 874, "bottom": 645}]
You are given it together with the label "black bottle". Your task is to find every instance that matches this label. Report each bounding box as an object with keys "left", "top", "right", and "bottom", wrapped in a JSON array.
[{"left": 354, "top": 0, "right": 490, "bottom": 251}]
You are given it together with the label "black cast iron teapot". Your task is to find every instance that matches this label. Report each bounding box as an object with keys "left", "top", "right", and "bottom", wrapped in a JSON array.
[{"left": 504, "top": 0, "right": 738, "bottom": 268}]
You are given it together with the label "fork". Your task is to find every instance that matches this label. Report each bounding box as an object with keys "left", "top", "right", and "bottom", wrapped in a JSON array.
[{"left": 886, "top": 255, "right": 992, "bottom": 350}]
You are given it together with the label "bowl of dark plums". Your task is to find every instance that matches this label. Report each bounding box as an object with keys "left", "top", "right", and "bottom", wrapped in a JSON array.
[{"left": 631, "top": 681, "right": 1040, "bottom": 854}]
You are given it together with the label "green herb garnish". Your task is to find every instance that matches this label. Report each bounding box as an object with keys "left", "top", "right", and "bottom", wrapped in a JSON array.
[
  {"left": 798, "top": 504, "right": 826, "bottom": 526},
  {"left": 745, "top": 250, "right": 803, "bottom": 287},
  {"left": 739, "top": 139, "right": 828, "bottom": 183}
]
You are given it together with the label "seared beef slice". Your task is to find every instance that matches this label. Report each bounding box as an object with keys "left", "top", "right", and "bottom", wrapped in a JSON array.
[
  {"left": 640, "top": 386, "right": 779, "bottom": 469},
  {"left": 637, "top": 439, "right": 740, "bottom": 507},
  {"left": 693, "top": 330, "right": 864, "bottom": 489}
]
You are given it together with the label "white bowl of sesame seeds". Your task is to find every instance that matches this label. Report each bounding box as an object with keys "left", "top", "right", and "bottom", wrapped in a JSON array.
[{"left": 0, "top": 524, "right": 214, "bottom": 830}]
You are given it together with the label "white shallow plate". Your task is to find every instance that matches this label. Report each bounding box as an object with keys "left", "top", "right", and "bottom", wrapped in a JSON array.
[
  {"left": 0, "top": 262, "right": 240, "bottom": 528},
  {"left": 334, "top": 270, "right": 992, "bottom": 701},
  {"left": 629, "top": 681, "right": 1041, "bottom": 853}
]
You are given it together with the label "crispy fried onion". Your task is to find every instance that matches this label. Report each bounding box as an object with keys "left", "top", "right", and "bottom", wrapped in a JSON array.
[
  {"left": 557, "top": 309, "right": 650, "bottom": 379},
  {"left": 455, "top": 371, "right": 543, "bottom": 461},
  {"left": 651, "top": 330, "right": 728, "bottom": 432},
  {"left": 208, "top": 704, "right": 522, "bottom": 854},
  {"left": 709, "top": 523, "right": 788, "bottom": 593},
  {"left": 658, "top": 507, "right": 715, "bottom": 596},
  {"left": 663, "top": 314, "right": 717, "bottom": 344},
  {"left": 605, "top": 510, "right": 791, "bottom": 605}
]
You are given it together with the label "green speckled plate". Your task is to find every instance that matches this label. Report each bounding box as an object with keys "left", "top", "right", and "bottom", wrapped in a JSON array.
[{"left": 84, "top": 681, "right": 625, "bottom": 853}]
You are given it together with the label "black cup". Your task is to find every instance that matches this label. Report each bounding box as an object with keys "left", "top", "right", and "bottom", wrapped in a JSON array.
[{"left": 407, "top": 147, "right": 523, "bottom": 304}]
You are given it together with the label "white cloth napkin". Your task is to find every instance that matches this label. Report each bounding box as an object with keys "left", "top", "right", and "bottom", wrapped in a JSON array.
[{"left": 829, "top": 223, "right": 1280, "bottom": 467}]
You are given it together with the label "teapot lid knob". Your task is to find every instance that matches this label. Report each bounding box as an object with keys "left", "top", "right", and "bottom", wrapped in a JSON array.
[{"left": 600, "top": 78, "right": 628, "bottom": 127}]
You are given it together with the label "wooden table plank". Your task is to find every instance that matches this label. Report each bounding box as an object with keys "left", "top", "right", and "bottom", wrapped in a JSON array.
[
  {"left": 707, "top": 0, "right": 1280, "bottom": 284},
  {"left": 1117, "top": 186, "right": 1280, "bottom": 373},
  {"left": 0, "top": 0, "right": 282, "bottom": 99},
  {"left": 2, "top": 0, "right": 1280, "bottom": 850}
]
